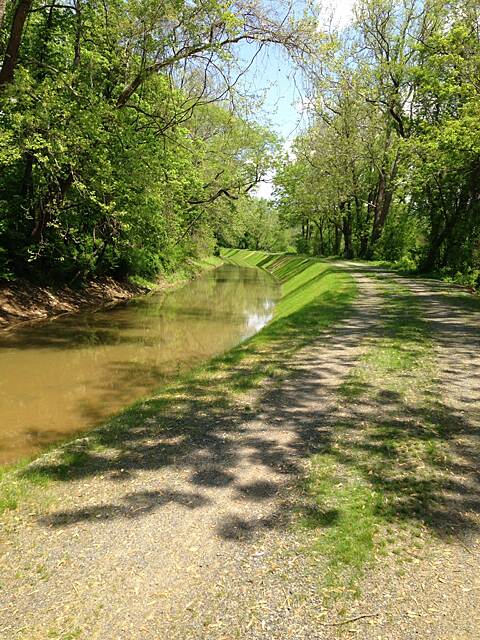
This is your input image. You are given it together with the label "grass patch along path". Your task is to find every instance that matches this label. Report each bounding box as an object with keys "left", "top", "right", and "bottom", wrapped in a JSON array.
[{"left": 1, "top": 253, "right": 480, "bottom": 639}]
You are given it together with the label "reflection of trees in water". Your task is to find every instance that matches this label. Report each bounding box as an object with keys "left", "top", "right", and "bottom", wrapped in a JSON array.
[
  {"left": 162, "top": 265, "right": 279, "bottom": 318},
  {"left": 0, "top": 265, "right": 280, "bottom": 463},
  {"left": 243, "top": 311, "right": 274, "bottom": 337}
]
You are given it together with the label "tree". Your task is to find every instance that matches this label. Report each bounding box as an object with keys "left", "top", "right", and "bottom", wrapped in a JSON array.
[
  {"left": 0, "top": 0, "right": 319, "bottom": 281},
  {"left": 275, "top": 0, "right": 480, "bottom": 283}
]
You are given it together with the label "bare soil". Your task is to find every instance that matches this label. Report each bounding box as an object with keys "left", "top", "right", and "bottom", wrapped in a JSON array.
[{"left": 0, "top": 277, "right": 151, "bottom": 331}]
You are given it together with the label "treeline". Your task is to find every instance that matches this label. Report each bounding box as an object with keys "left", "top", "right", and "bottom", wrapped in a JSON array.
[
  {"left": 0, "top": 1, "right": 313, "bottom": 283},
  {"left": 275, "top": 0, "right": 480, "bottom": 285}
]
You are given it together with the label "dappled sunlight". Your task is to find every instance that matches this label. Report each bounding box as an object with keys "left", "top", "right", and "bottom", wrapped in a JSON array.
[
  {"left": 16, "top": 253, "right": 355, "bottom": 535},
  {"left": 3, "top": 254, "right": 480, "bottom": 640}
]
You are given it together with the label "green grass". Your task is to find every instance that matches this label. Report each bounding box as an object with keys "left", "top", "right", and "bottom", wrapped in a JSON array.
[
  {"left": 46, "top": 630, "right": 82, "bottom": 639},
  {"left": 300, "top": 455, "right": 382, "bottom": 594},
  {"left": 223, "top": 247, "right": 356, "bottom": 321},
  {"left": 339, "top": 280, "right": 434, "bottom": 399},
  {"left": 129, "top": 255, "right": 224, "bottom": 291},
  {"left": 0, "top": 250, "right": 356, "bottom": 516},
  {"left": 217, "top": 249, "right": 357, "bottom": 390},
  {"left": 299, "top": 277, "right": 449, "bottom": 597},
  {"left": 0, "top": 462, "right": 51, "bottom": 513}
]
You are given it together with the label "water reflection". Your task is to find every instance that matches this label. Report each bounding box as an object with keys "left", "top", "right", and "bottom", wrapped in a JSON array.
[{"left": 0, "top": 265, "right": 279, "bottom": 464}]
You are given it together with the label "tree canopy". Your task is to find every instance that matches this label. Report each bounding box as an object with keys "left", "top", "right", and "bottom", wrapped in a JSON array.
[
  {"left": 0, "top": 0, "right": 316, "bottom": 282},
  {"left": 2, "top": 0, "right": 479, "bottom": 287},
  {"left": 275, "top": 0, "right": 480, "bottom": 285}
]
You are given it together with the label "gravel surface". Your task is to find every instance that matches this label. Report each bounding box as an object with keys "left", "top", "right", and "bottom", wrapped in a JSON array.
[
  {"left": 1, "top": 266, "right": 479, "bottom": 639},
  {"left": 348, "top": 271, "right": 480, "bottom": 640}
]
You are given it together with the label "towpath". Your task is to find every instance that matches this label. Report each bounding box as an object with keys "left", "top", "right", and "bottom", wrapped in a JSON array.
[{"left": 1, "top": 264, "right": 479, "bottom": 639}]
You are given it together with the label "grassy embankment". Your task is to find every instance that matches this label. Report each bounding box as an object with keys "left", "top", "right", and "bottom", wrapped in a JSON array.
[
  {"left": 0, "top": 250, "right": 356, "bottom": 515},
  {"left": 130, "top": 255, "right": 225, "bottom": 290}
]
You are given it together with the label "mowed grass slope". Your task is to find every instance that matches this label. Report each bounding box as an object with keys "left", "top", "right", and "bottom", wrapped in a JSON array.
[
  {"left": 1, "top": 251, "right": 356, "bottom": 514},
  {"left": 222, "top": 248, "right": 356, "bottom": 322},
  {"left": 215, "top": 249, "right": 357, "bottom": 389}
]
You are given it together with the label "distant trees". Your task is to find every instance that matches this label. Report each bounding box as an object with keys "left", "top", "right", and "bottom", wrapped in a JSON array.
[
  {"left": 275, "top": 0, "right": 480, "bottom": 284},
  {"left": 220, "top": 198, "right": 293, "bottom": 252},
  {"left": 6, "top": 0, "right": 477, "bottom": 286},
  {"left": 0, "top": 0, "right": 317, "bottom": 282}
]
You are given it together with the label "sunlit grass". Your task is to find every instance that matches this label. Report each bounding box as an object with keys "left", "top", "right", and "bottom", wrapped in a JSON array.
[
  {"left": 300, "top": 278, "right": 443, "bottom": 597},
  {"left": 300, "top": 454, "right": 382, "bottom": 594},
  {"left": 0, "top": 462, "right": 51, "bottom": 513},
  {"left": 339, "top": 280, "right": 434, "bottom": 399},
  {"left": 0, "top": 250, "right": 357, "bottom": 515}
]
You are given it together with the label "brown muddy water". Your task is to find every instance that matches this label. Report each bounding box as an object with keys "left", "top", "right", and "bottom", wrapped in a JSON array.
[{"left": 0, "top": 264, "right": 279, "bottom": 464}]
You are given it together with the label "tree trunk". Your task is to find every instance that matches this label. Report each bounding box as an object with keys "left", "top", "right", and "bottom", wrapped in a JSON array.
[
  {"left": 21, "top": 151, "right": 33, "bottom": 197},
  {"left": 342, "top": 204, "right": 354, "bottom": 259},
  {"left": 306, "top": 218, "right": 312, "bottom": 243},
  {"left": 318, "top": 223, "right": 324, "bottom": 255},
  {"left": 0, "top": 0, "right": 33, "bottom": 86},
  {"left": 371, "top": 184, "right": 395, "bottom": 245},
  {"left": 359, "top": 232, "right": 369, "bottom": 258},
  {"left": 422, "top": 221, "right": 452, "bottom": 272},
  {"left": 370, "top": 171, "right": 386, "bottom": 247},
  {"left": 31, "top": 171, "right": 74, "bottom": 241},
  {"left": 313, "top": 219, "right": 324, "bottom": 255},
  {"left": 370, "top": 154, "right": 400, "bottom": 250},
  {"left": 333, "top": 225, "right": 341, "bottom": 255}
]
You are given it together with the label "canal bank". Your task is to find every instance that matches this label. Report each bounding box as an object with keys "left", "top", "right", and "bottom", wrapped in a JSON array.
[
  {"left": 0, "top": 251, "right": 356, "bottom": 515},
  {"left": 0, "top": 257, "right": 224, "bottom": 331},
  {"left": 0, "top": 260, "right": 279, "bottom": 464},
  {"left": 3, "top": 255, "right": 480, "bottom": 640}
]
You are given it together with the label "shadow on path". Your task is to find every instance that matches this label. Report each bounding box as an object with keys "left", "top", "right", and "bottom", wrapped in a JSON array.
[{"left": 26, "top": 264, "right": 480, "bottom": 547}]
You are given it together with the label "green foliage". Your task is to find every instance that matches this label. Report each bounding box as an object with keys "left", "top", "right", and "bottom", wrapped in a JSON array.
[
  {"left": 274, "top": 0, "right": 480, "bottom": 285},
  {"left": 0, "top": 0, "right": 297, "bottom": 283},
  {"left": 220, "top": 198, "right": 294, "bottom": 252}
]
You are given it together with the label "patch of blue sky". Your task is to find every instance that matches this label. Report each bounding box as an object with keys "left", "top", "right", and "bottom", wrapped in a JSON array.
[{"left": 233, "top": 0, "right": 356, "bottom": 198}]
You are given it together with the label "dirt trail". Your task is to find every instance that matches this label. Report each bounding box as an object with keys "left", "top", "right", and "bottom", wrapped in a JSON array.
[
  {"left": 350, "top": 271, "right": 480, "bottom": 640},
  {"left": 1, "top": 266, "right": 480, "bottom": 639}
]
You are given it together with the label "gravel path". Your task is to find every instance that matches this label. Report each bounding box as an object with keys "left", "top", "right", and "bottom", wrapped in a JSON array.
[
  {"left": 349, "top": 271, "right": 480, "bottom": 640},
  {"left": 1, "top": 265, "right": 480, "bottom": 639}
]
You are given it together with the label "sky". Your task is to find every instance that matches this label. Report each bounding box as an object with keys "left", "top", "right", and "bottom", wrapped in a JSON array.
[{"left": 236, "top": 0, "right": 356, "bottom": 198}]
